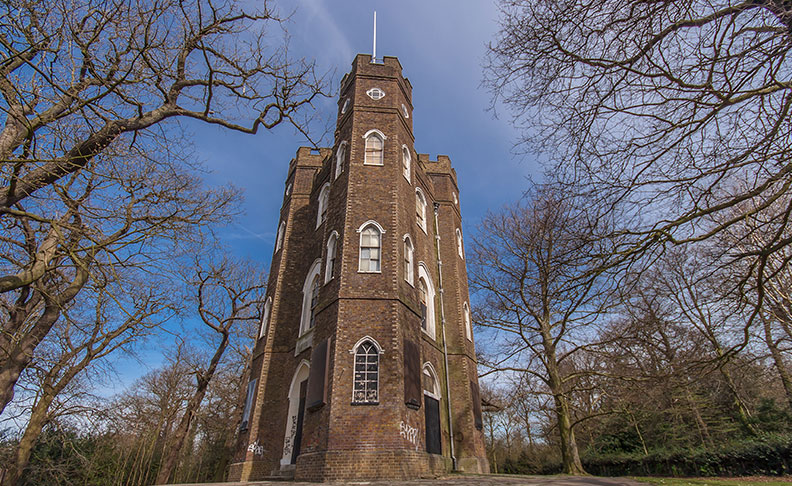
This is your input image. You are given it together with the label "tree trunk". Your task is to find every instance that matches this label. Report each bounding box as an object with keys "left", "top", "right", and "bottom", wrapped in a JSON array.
[
  {"left": 541, "top": 324, "right": 585, "bottom": 475},
  {"left": 763, "top": 314, "right": 792, "bottom": 410},
  {"left": 3, "top": 387, "right": 56, "bottom": 486},
  {"left": 155, "top": 334, "right": 228, "bottom": 484}
]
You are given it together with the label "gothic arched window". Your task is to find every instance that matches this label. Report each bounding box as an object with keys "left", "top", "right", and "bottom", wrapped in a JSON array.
[
  {"left": 359, "top": 223, "right": 382, "bottom": 272},
  {"left": 456, "top": 228, "right": 464, "bottom": 259},
  {"left": 317, "top": 183, "right": 330, "bottom": 228},
  {"left": 403, "top": 235, "right": 414, "bottom": 285},
  {"left": 464, "top": 301, "right": 472, "bottom": 341},
  {"left": 353, "top": 339, "right": 380, "bottom": 404},
  {"left": 364, "top": 130, "right": 385, "bottom": 166},
  {"left": 416, "top": 188, "right": 427, "bottom": 232},
  {"left": 275, "top": 221, "right": 285, "bottom": 252},
  {"left": 299, "top": 260, "right": 322, "bottom": 335},
  {"left": 335, "top": 142, "right": 347, "bottom": 179},
  {"left": 259, "top": 297, "right": 272, "bottom": 340},
  {"left": 418, "top": 264, "right": 436, "bottom": 339},
  {"left": 402, "top": 145, "right": 411, "bottom": 182},
  {"left": 325, "top": 231, "right": 338, "bottom": 283}
]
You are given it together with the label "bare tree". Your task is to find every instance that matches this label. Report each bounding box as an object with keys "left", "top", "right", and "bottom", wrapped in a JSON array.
[
  {"left": 485, "top": 0, "right": 792, "bottom": 328},
  {"left": 2, "top": 280, "right": 174, "bottom": 486},
  {"left": 470, "top": 185, "right": 614, "bottom": 474},
  {"left": 0, "top": 0, "right": 325, "bottom": 415},
  {"left": 155, "top": 256, "right": 264, "bottom": 485}
]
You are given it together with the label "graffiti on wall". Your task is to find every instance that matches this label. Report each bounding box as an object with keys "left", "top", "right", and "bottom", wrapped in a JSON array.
[
  {"left": 399, "top": 420, "right": 419, "bottom": 450},
  {"left": 282, "top": 414, "right": 298, "bottom": 458},
  {"left": 247, "top": 440, "right": 265, "bottom": 456}
]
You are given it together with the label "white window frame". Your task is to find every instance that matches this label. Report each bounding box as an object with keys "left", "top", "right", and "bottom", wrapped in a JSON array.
[
  {"left": 316, "top": 183, "right": 330, "bottom": 229},
  {"left": 325, "top": 231, "right": 339, "bottom": 284},
  {"left": 416, "top": 188, "right": 428, "bottom": 233},
  {"left": 418, "top": 263, "right": 436, "bottom": 339},
  {"left": 456, "top": 228, "right": 464, "bottom": 259},
  {"left": 259, "top": 297, "right": 272, "bottom": 340},
  {"left": 363, "top": 129, "right": 386, "bottom": 166},
  {"left": 464, "top": 301, "right": 472, "bottom": 341},
  {"left": 350, "top": 336, "right": 384, "bottom": 404},
  {"left": 275, "top": 221, "right": 285, "bottom": 252},
  {"left": 403, "top": 234, "right": 414, "bottom": 286},
  {"left": 341, "top": 98, "right": 350, "bottom": 114},
  {"left": 402, "top": 145, "right": 411, "bottom": 182},
  {"left": 366, "top": 87, "right": 385, "bottom": 100},
  {"left": 422, "top": 362, "right": 441, "bottom": 400},
  {"left": 335, "top": 141, "right": 347, "bottom": 179},
  {"left": 357, "top": 220, "right": 385, "bottom": 273},
  {"left": 401, "top": 103, "right": 410, "bottom": 119},
  {"left": 299, "top": 259, "right": 323, "bottom": 336}
]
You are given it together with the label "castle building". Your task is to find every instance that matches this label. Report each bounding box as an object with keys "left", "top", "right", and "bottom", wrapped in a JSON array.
[{"left": 228, "top": 54, "right": 489, "bottom": 482}]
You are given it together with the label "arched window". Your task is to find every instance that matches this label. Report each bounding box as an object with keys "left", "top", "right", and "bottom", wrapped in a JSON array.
[
  {"left": 402, "top": 145, "right": 411, "bottom": 181},
  {"left": 418, "top": 264, "right": 436, "bottom": 338},
  {"left": 358, "top": 222, "right": 383, "bottom": 273},
  {"left": 325, "top": 231, "right": 338, "bottom": 283},
  {"left": 316, "top": 183, "right": 330, "bottom": 228},
  {"left": 352, "top": 339, "right": 381, "bottom": 404},
  {"left": 423, "top": 362, "right": 440, "bottom": 399},
  {"left": 456, "top": 228, "right": 464, "bottom": 259},
  {"left": 463, "top": 302, "right": 472, "bottom": 341},
  {"left": 300, "top": 260, "right": 322, "bottom": 335},
  {"left": 259, "top": 297, "right": 272, "bottom": 340},
  {"left": 416, "top": 188, "right": 427, "bottom": 232},
  {"left": 364, "top": 130, "right": 385, "bottom": 166},
  {"left": 335, "top": 142, "right": 347, "bottom": 179},
  {"left": 276, "top": 221, "right": 285, "bottom": 252},
  {"left": 403, "top": 235, "right": 414, "bottom": 285}
]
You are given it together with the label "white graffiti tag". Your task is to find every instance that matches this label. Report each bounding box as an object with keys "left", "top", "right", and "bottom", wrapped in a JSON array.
[
  {"left": 399, "top": 420, "right": 419, "bottom": 448},
  {"left": 247, "top": 440, "right": 265, "bottom": 456}
]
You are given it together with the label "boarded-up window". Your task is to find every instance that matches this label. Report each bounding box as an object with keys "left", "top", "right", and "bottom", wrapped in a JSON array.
[
  {"left": 306, "top": 338, "right": 330, "bottom": 411},
  {"left": 470, "top": 380, "right": 483, "bottom": 430},
  {"left": 404, "top": 340, "right": 421, "bottom": 409}
]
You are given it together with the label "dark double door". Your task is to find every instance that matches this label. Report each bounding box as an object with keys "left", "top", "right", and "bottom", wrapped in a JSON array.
[{"left": 424, "top": 395, "right": 442, "bottom": 454}]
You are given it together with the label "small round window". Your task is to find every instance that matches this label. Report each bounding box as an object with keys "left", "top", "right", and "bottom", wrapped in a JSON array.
[
  {"left": 401, "top": 104, "right": 409, "bottom": 118},
  {"left": 367, "top": 87, "right": 385, "bottom": 100},
  {"left": 341, "top": 98, "right": 350, "bottom": 114}
]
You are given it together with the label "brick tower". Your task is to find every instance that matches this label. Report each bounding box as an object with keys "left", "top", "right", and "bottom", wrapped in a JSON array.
[{"left": 227, "top": 54, "right": 489, "bottom": 482}]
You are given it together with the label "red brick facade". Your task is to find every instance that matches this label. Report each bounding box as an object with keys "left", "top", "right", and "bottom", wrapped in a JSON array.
[{"left": 228, "top": 54, "right": 489, "bottom": 482}]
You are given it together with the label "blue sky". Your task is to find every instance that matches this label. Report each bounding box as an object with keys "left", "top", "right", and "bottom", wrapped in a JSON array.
[
  {"left": 193, "top": 0, "right": 538, "bottom": 262},
  {"left": 111, "top": 1, "right": 539, "bottom": 390}
]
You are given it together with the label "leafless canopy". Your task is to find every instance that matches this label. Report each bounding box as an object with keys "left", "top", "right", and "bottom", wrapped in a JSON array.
[{"left": 485, "top": 0, "right": 792, "bottom": 301}]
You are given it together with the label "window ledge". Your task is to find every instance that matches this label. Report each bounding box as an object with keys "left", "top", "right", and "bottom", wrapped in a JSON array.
[
  {"left": 351, "top": 401, "right": 379, "bottom": 406},
  {"left": 358, "top": 269, "right": 382, "bottom": 274},
  {"left": 295, "top": 328, "right": 314, "bottom": 356},
  {"left": 421, "top": 327, "right": 436, "bottom": 340},
  {"left": 363, "top": 161, "right": 384, "bottom": 166}
]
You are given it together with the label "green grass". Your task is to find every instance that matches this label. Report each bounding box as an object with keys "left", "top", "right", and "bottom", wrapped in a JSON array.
[{"left": 633, "top": 477, "right": 792, "bottom": 486}]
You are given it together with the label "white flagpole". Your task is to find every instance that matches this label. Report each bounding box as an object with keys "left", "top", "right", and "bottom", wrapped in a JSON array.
[{"left": 372, "top": 11, "right": 377, "bottom": 62}]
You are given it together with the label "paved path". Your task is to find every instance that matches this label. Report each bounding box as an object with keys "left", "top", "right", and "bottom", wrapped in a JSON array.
[{"left": 163, "top": 474, "right": 646, "bottom": 486}]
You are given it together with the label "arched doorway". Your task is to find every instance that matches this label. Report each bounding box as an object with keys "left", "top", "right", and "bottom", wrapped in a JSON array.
[
  {"left": 423, "top": 362, "right": 442, "bottom": 454},
  {"left": 281, "top": 361, "right": 310, "bottom": 467}
]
